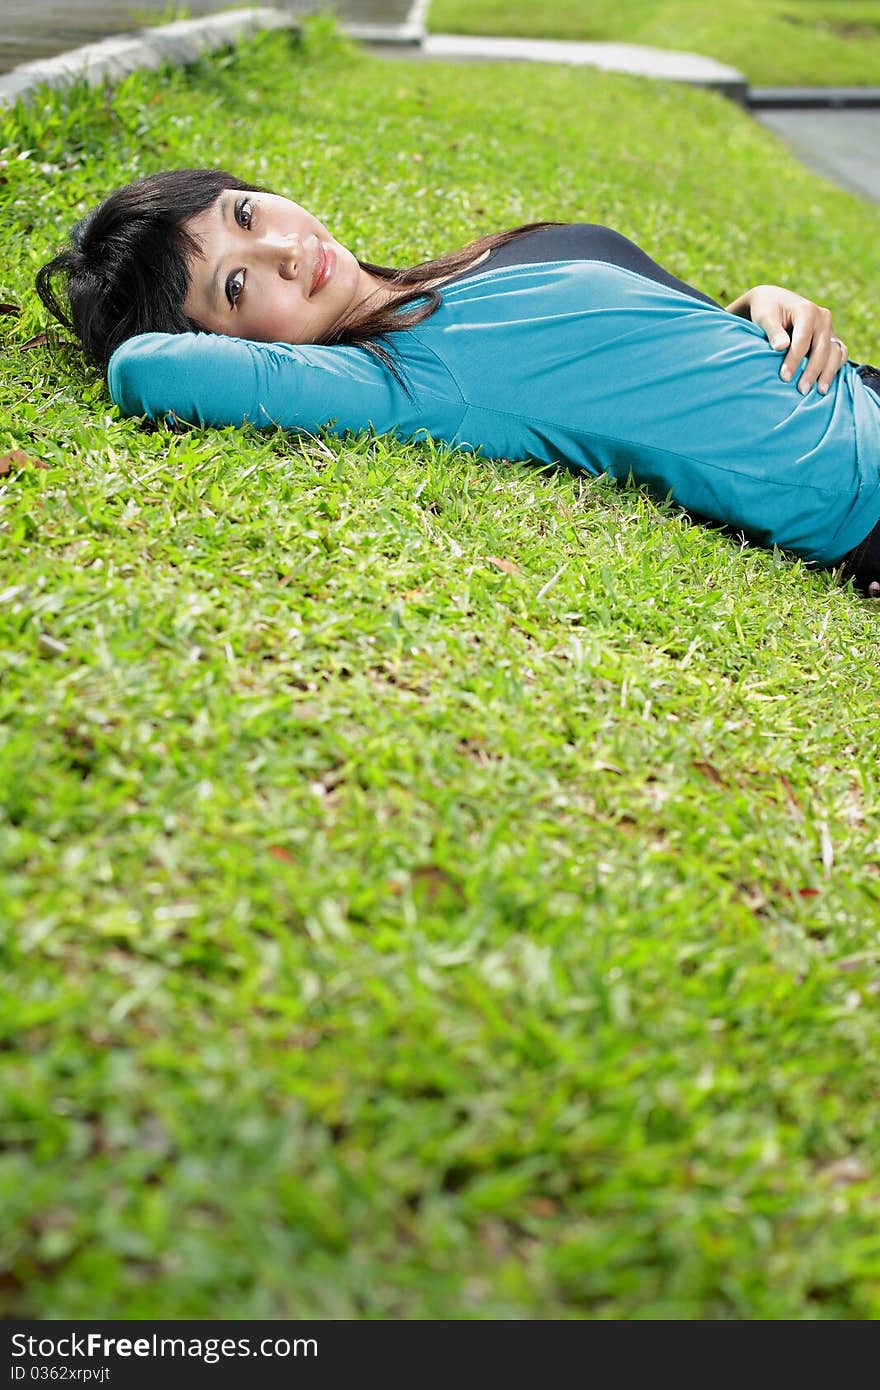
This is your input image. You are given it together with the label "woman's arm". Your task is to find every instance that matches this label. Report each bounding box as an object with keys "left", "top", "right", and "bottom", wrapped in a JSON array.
[
  {"left": 107, "top": 330, "right": 414, "bottom": 433},
  {"left": 725, "top": 285, "right": 848, "bottom": 396}
]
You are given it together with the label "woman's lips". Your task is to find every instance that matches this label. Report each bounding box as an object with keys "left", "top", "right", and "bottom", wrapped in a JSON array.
[{"left": 310, "top": 242, "right": 335, "bottom": 296}]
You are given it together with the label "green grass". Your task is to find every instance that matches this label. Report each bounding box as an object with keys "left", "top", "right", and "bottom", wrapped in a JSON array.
[
  {"left": 427, "top": 0, "right": 880, "bottom": 86},
  {"left": 2, "top": 22, "right": 880, "bottom": 1318}
]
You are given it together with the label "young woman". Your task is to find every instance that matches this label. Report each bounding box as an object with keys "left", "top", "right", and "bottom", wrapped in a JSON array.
[{"left": 36, "top": 169, "right": 880, "bottom": 593}]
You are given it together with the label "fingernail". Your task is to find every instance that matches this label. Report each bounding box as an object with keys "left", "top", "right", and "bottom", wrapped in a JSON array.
[
  {"left": 799, "top": 381, "right": 810, "bottom": 395},
  {"left": 819, "top": 382, "right": 828, "bottom": 394},
  {"left": 781, "top": 368, "right": 791, "bottom": 381}
]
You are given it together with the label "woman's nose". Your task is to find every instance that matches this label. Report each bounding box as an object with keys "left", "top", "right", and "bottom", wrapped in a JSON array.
[{"left": 257, "top": 232, "right": 300, "bottom": 279}]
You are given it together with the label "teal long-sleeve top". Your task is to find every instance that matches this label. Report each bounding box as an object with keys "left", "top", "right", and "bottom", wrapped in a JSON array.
[{"left": 108, "top": 256, "right": 880, "bottom": 565}]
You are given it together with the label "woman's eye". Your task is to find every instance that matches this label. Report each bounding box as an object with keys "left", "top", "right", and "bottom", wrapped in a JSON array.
[
  {"left": 226, "top": 269, "right": 245, "bottom": 308},
  {"left": 235, "top": 198, "right": 253, "bottom": 229}
]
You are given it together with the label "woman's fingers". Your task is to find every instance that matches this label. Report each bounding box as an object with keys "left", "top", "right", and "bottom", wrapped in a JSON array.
[
  {"left": 728, "top": 287, "right": 849, "bottom": 396},
  {"left": 750, "top": 297, "right": 792, "bottom": 351},
  {"left": 731, "top": 287, "right": 790, "bottom": 347},
  {"left": 781, "top": 304, "right": 840, "bottom": 395},
  {"left": 822, "top": 335, "right": 849, "bottom": 394},
  {"left": 745, "top": 295, "right": 816, "bottom": 382},
  {"left": 793, "top": 328, "right": 847, "bottom": 396}
]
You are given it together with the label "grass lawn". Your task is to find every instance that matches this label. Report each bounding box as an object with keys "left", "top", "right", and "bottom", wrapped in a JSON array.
[
  {"left": 2, "top": 22, "right": 880, "bottom": 1319},
  {"left": 426, "top": 0, "right": 880, "bottom": 86}
]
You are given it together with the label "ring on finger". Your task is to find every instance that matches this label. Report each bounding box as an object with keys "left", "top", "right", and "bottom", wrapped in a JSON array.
[{"left": 830, "top": 335, "right": 847, "bottom": 353}]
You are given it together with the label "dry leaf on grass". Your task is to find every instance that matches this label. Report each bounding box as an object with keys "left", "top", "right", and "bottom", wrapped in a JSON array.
[
  {"left": 18, "top": 333, "right": 52, "bottom": 351},
  {"left": 0, "top": 450, "right": 49, "bottom": 475},
  {"left": 485, "top": 556, "right": 522, "bottom": 575}
]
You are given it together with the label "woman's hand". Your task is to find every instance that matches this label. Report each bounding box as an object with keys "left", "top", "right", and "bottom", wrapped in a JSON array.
[{"left": 725, "top": 284, "right": 848, "bottom": 396}]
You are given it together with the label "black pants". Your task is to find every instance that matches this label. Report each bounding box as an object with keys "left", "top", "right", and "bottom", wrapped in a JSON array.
[{"left": 839, "top": 364, "right": 880, "bottom": 594}]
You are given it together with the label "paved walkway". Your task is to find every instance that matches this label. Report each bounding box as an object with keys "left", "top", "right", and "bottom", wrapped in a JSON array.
[
  {"left": 419, "top": 33, "right": 746, "bottom": 100},
  {"left": 750, "top": 108, "right": 880, "bottom": 205},
  {"left": 2, "top": 2, "right": 878, "bottom": 204}
]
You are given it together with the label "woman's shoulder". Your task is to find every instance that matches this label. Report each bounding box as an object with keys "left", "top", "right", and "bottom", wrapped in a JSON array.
[{"left": 440, "top": 223, "right": 641, "bottom": 288}]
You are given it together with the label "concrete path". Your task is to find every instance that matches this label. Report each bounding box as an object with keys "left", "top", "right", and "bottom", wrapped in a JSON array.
[
  {"left": 750, "top": 108, "right": 880, "bottom": 205},
  {"left": 419, "top": 33, "right": 746, "bottom": 101}
]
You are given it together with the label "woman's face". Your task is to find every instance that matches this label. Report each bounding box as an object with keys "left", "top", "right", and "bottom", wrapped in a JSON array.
[{"left": 182, "top": 190, "right": 385, "bottom": 344}]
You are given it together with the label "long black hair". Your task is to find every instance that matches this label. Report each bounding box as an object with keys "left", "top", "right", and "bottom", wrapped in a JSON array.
[
  {"left": 35, "top": 170, "right": 264, "bottom": 365},
  {"left": 36, "top": 168, "right": 558, "bottom": 372}
]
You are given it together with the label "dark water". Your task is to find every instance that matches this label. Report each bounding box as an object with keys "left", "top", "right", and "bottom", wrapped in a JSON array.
[{"left": 0, "top": 0, "right": 414, "bottom": 74}]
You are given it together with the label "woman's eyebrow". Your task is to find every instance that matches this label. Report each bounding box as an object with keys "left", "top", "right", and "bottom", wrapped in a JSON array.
[{"left": 210, "top": 198, "right": 232, "bottom": 311}]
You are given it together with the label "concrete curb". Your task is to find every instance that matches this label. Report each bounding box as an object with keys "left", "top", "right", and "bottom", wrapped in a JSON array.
[
  {"left": 0, "top": 7, "right": 300, "bottom": 109},
  {"left": 749, "top": 87, "right": 880, "bottom": 110},
  {"left": 345, "top": 0, "right": 430, "bottom": 48}
]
